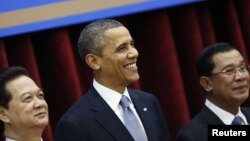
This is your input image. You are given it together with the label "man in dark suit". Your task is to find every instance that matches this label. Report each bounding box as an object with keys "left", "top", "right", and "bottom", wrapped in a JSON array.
[
  {"left": 176, "top": 42, "right": 250, "bottom": 141},
  {"left": 55, "top": 19, "right": 171, "bottom": 141}
]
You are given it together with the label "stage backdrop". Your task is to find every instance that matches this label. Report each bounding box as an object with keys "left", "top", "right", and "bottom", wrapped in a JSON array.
[{"left": 1, "top": 0, "right": 250, "bottom": 141}]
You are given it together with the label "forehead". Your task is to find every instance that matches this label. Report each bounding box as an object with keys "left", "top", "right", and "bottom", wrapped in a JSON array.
[
  {"left": 212, "top": 49, "right": 244, "bottom": 68},
  {"left": 5, "top": 75, "right": 38, "bottom": 97},
  {"left": 103, "top": 26, "right": 131, "bottom": 41},
  {"left": 101, "top": 26, "right": 132, "bottom": 53}
]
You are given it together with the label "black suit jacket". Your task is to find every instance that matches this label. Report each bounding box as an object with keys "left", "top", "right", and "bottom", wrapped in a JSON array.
[
  {"left": 176, "top": 106, "right": 250, "bottom": 141},
  {"left": 55, "top": 86, "right": 170, "bottom": 141}
]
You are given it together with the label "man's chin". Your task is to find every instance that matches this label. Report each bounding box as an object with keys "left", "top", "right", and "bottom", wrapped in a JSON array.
[
  {"left": 131, "top": 74, "right": 140, "bottom": 80},
  {"left": 35, "top": 119, "right": 49, "bottom": 127},
  {"left": 234, "top": 93, "right": 249, "bottom": 105}
]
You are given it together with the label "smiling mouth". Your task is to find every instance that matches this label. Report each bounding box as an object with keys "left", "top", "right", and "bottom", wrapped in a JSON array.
[{"left": 124, "top": 63, "right": 137, "bottom": 70}]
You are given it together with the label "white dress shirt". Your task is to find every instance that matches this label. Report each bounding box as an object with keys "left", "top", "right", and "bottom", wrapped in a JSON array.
[
  {"left": 93, "top": 79, "right": 147, "bottom": 135},
  {"left": 205, "top": 99, "right": 248, "bottom": 125},
  {"left": 6, "top": 138, "right": 43, "bottom": 141}
]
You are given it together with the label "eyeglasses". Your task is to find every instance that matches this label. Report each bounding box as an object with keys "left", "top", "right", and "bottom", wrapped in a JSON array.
[{"left": 210, "top": 65, "right": 250, "bottom": 77}]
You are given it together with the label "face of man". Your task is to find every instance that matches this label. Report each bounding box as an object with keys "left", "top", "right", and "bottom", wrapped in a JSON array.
[
  {"left": 208, "top": 49, "right": 250, "bottom": 108},
  {"left": 4, "top": 75, "right": 48, "bottom": 129},
  {"left": 97, "top": 26, "right": 139, "bottom": 88}
]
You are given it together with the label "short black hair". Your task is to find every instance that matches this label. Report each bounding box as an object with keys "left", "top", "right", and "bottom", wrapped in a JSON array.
[
  {"left": 0, "top": 66, "right": 29, "bottom": 133},
  {"left": 196, "top": 42, "right": 236, "bottom": 76}
]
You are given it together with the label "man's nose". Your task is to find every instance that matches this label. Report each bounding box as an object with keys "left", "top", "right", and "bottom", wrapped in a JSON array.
[
  {"left": 128, "top": 47, "right": 138, "bottom": 58},
  {"left": 235, "top": 70, "right": 247, "bottom": 81},
  {"left": 34, "top": 97, "right": 44, "bottom": 108}
]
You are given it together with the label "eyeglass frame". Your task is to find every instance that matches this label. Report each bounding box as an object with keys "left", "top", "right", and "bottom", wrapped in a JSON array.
[{"left": 209, "top": 65, "right": 250, "bottom": 77}]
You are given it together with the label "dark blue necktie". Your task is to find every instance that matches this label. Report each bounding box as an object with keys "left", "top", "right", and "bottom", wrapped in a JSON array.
[
  {"left": 120, "top": 95, "right": 147, "bottom": 141},
  {"left": 232, "top": 116, "right": 245, "bottom": 125}
]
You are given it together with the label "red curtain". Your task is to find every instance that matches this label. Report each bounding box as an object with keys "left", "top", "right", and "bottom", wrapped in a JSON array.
[{"left": 0, "top": 0, "right": 250, "bottom": 140}]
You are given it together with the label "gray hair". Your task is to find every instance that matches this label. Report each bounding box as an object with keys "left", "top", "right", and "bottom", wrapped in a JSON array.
[{"left": 78, "top": 19, "right": 123, "bottom": 60}]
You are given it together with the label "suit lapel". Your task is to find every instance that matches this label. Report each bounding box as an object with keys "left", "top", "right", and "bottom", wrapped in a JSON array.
[
  {"left": 202, "top": 106, "right": 250, "bottom": 125},
  {"left": 87, "top": 87, "right": 134, "bottom": 141},
  {"left": 200, "top": 106, "right": 224, "bottom": 124},
  {"left": 241, "top": 107, "right": 250, "bottom": 124}
]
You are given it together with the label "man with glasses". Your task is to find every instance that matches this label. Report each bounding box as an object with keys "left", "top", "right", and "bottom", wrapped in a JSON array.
[{"left": 176, "top": 42, "right": 250, "bottom": 141}]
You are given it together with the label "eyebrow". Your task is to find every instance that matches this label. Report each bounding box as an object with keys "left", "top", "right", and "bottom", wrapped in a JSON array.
[
  {"left": 221, "top": 60, "right": 246, "bottom": 69},
  {"left": 20, "top": 88, "right": 43, "bottom": 98}
]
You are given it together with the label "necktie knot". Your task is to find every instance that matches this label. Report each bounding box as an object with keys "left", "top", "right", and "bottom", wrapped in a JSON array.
[
  {"left": 120, "top": 95, "right": 129, "bottom": 109},
  {"left": 232, "top": 116, "right": 244, "bottom": 125}
]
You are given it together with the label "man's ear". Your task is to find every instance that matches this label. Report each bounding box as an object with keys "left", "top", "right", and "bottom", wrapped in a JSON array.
[
  {"left": 200, "top": 76, "right": 213, "bottom": 92},
  {"left": 0, "top": 106, "right": 10, "bottom": 123},
  {"left": 85, "top": 54, "right": 101, "bottom": 70}
]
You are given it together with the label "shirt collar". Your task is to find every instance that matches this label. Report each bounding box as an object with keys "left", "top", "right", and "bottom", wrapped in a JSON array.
[
  {"left": 5, "top": 138, "right": 15, "bottom": 141},
  {"left": 6, "top": 138, "right": 43, "bottom": 141},
  {"left": 93, "top": 79, "right": 132, "bottom": 111},
  {"left": 205, "top": 99, "right": 248, "bottom": 125}
]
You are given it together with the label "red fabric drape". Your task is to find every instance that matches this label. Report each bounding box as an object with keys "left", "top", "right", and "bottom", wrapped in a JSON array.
[
  {"left": 0, "top": 41, "right": 8, "bottom": 69},
  {"left": 31, "top": 29, "right": 83, "bottom": 128},
  {"left": 169, "top": 5, "right": 205, "bottom": 118},
  {"left": 127, "top": 10, "right": 189, "bottom": 136},
  {"left": 237, "top": 0, "right": 250, "bottom": 62},
  {"left": 0, "top": 0, "right": 250, "bottom": 140}
]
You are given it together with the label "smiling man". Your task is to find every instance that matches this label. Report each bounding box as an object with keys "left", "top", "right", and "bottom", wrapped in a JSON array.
[
  {"left": 176, "top": 42, "right": 250, "bottom": 141},
  {"left": 55, "top": 19, "right": 171, "bottom": 141},
  {"left": 0, "top": 66, "right": 48, "bottom": 141}
]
